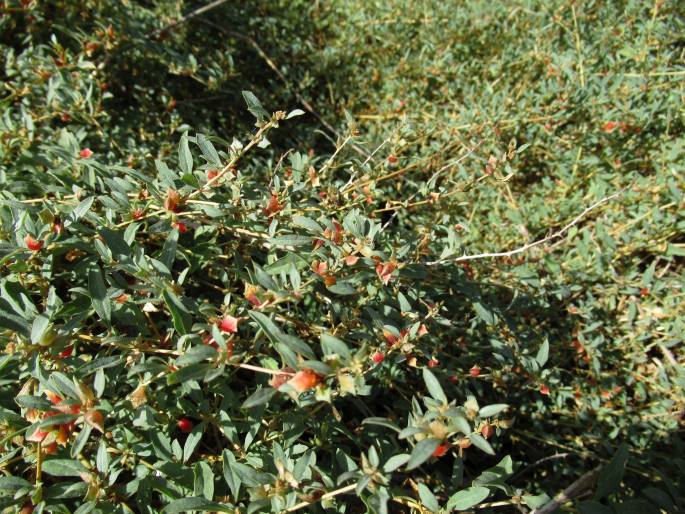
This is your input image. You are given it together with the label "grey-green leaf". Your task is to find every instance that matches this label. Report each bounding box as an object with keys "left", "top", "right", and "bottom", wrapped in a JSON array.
[
  {"left": 406, "top": 438, "right": 441, "bottom": 470},
  {"left": 446, "top": 486, "right": 490, "bottom": 511}
]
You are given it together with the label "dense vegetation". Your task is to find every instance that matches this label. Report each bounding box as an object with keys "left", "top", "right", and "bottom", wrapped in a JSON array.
[{"left": 0, "top": 1, "right": 683, "bottom": 512}]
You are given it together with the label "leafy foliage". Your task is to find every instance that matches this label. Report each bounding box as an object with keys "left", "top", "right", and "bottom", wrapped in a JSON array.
[{"left": 0, "top": 0, "right": 683, "bottom": 513}]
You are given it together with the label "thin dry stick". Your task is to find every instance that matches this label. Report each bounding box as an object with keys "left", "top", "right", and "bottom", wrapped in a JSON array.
[
  {"left": 286, "top": 484, "right": 357, "bottom": 512},
  {"left": 237, "top": 363, "right": 293, "bottom": 377},
  {"left": 150, "top": 0, "right": 230, "bottom": 37},
  {"left": 426, "top": 189, "right": 626, "bottom": 266},
  {"left": 531, "top": 467, "right": 600, "bottom": 514}
]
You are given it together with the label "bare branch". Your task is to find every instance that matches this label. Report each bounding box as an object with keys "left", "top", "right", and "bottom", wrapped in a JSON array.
[
  {"left": 286, "top": 484, "right": 357, "bottom": 512},
  {"left": 427, "top": 188, "right": 626, "bottom": 266},
  {"left": 531, "top": 467, "right": 600, "bottom": 514}
]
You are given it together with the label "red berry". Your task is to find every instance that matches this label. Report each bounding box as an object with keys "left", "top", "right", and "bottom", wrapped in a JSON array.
[
  {"left": 132, "top": 208, "right": 144, "bottom": 220},
  {"left": 432, "top": 443, "right": 449, "bottom": 458},
  {"left": 57, "top": 346, "right": 73, "bottom": 358},
  {"left": 469, "top": 365, "right": 481, "bottom": 378},
  {"left": 79, "top": 148, "right": 93, "bottom": 158},
  {"left": 286, "top": 370, "right": 321, "bottom": 393},
  {"left": 387, "top": 155, "right": 398, "bottom": 164},
  {"left": 371, "top": 352, "right": 385, "bottom": 364},
  {"left": 177, "top": 418, "right": 193, "bottom": 433},
  {"left": 172, "top": 221, "right": 188, "bottom": 233},
  {"left": 539, "top": 384, "right": 550, "bottom": 395},
  {"left": 219, "top": 315, "right": 239, "bottom": 334},
  {"left": 427, "top": 358, "right": 439, "bottom": 368},
  {"left": 24, "top": 235, "right": 43, "bottom": 252},
  {"left": 481, "top": 423, "right": 495, "bottom": 439},
  {"left": 639, "top": 287, "right": 649, "bottom": 297}
]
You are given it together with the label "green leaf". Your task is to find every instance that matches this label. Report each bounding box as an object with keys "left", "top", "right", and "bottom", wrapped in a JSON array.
[
  {"left": 183, "top": 422, "right": 205, "bottom": 463},
  {"left": 194, "top": 461, "right": 215, "bottom": 500},
  {"left": 88, "top": 266, "right": 111, "bottom": 324},
  {"left": 446, "top": 486, "right": 490, "bottom": 511},
  {"left": 162, "top": 497, "right": 233, "bottom": 513},
  {"left": 242, "top": 91, "right": 269, "bottom": 122},
  {"left": 267, "top": 235, "right": 312, "bottom": 247},
  {"left": 178, "top": 133, "right": 193, "bottom": 174},
  {"left": 362, "top": 417, "right": 401, "bottom": 433},
  {"left": 383, "top": 454, "right": 411, "bottom": 472},
  {"left": 0, "top": 476, "right": 32, "bottom": 492},
  {"left": 65, "top": 196, "right": 94, "bottom": 227},
  {"left": 536, "top": 339, "right": 549, "bottom": 367},
  {"left": 242, "top": 387, "right": 276, "bottom": 409},
  {"left": 473, "top": 301, "right": 496, "bottom": 325},
  {"left": 160, "top": 228, "right": 179, "bottom": 269},
  {"left": 222, "top": 450, "right": 241, "bottom": 499},
  {"left": 292, "top": 215, "right": 322, "bottom": 233},
  {"left": 286, "top": 109, "right": 305, "bottom": 119},
  {"left": 96, "top": 441, "right": 109, "bottom": 474},
  {"left": 249, "top": 311, "right": 315, "bottom": 359},
  {"left": 167, "top": 363, "right": 208, "bottom": 385},
  {"left": 521, "top": 493, "right": 551, "bottom": 509},
  {"left": 30, "top": 314, "right": 50, "bottom": 345},
  {"left": 418, "top": 483, "right": 440, "bottom": 512},
  {"left": 423, "top": 368, "right": 447, "bottom": 403},
  {"left": 320, "top": 333, "right": 351, "bottom": 360},
  {"left": 99, "top": 227, "right": 131, "bottom": 258},
  {"left": 406, "top": 438, "right": 441, "bottom": 470},
  {"left": 16, "top": 395, "right": 53, "bottom": 410},
  {"left": 478, "top": 404, "right": 508, "bottom": 418},
  {"left": 196, "top": 133, "right": 221, "bottom": 166},
  {"left": 327, "top": 282, "right": 357, "bottom": 295},
  {"left": 163, "top": 289, "right": 192, "bottom": 335},
  {"left": 42, "top": 459, "right": 88, "bottom": 477},
  {"left": 595, "top": 443, "right": 629, "bottom": 499},
  {"left": 468, "top": 433, "right": 495, "bottom": 455}
]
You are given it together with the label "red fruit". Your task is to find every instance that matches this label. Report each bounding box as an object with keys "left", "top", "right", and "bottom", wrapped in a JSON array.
[
  {"left": 164, "top": 189, "right": 182, "bottom": 212},
  {"left": 58, "top": 346, "right": 73, "bottom": 358},
  {"left": 172, "top": 221, "right": 188, "bottom": 233},
  {"left": 382, "top": 328, "right": 399, "bottom": 345},
  {"left": 219, "top": 315, "right": 239, "bottom": 334},
  {"left": 481, "top": 423, "right": 495, "bottom": 439},
  {"left": 344, "top": 255, "right": 359, "bottom": 266},
  {"left": 539, "top": 384, "right": 550, "bottom": 396},
  {"left": 371, "top": 352, "right": 385, "bottom": 364},
  {"left": 263, "top": 194, "right": 283, "bottom": 217},
  {"left": 311, "top": 260, "right": 328, "bottom": 276},
  {"left": 115, "top": 293, "right": 128, "bottom": 304},
  {"left": 60, "top": 113, "right": 71, "bottom": 122},
  {"left": 270, "top": 368, "right": 295, "bottom": 389},
  {"left": 177, "top": 418, "right": 193, "bottom": 433},
  {"left": 287, "top": 370, "right": 321, "bottom": 393},
  {"left": 432, "top": 444, "right": 449, "bottom": 458},
  {"left": 206, "top": 169, "right": 220, "bottom": 184},
  {"left": 24, "top": 235, "right": 43, "bottom": 252},
  {"left": 427, "top": 358, "right": 439, "bottom": 368},
  {"left": 602, "top": 121, "right": 619, "bottom": 133},
  {"left": 376, "top": 262, "right": 397, "bottom": 285},
  {"left": 52, "top": 223, "right": 63, "bottom": 235},
  {"left": 640, "top": 287, "right": 649, "bottom": 297},
  {"left": 387, "top": 155, "right": 398, "bottom": 164},
  {"left": 79, "top": 148, "right": 93, "bottom": 158},
  {"left": 132, "top": 208, "right": 144, "bottom": 220},
  {"left": 469, "top": 365, "right": 481, "bottom": 378}
]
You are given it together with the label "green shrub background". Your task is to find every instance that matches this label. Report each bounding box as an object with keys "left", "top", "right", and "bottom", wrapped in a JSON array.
[{"left": 1, "top": 0, "right": 683, "bottom": 512}]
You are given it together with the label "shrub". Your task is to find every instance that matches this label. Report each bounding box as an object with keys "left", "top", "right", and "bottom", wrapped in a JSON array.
[{"left": 1, "top": 1, "right": 683, "bottom": 513}]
